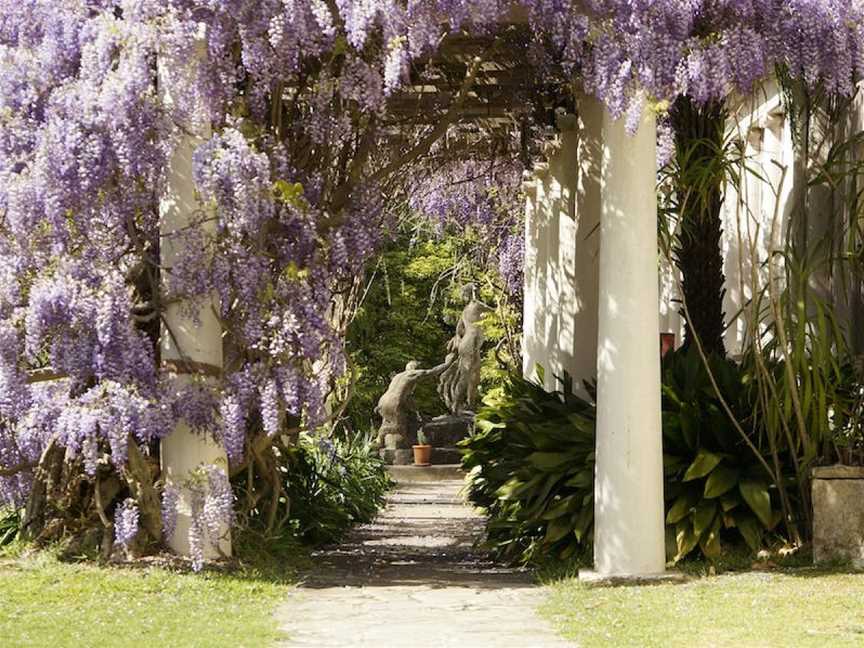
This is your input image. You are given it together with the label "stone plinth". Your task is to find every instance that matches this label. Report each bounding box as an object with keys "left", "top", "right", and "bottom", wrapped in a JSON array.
[
  {"left": 380, "top": 415, "right": 472, "bottom": 466},
  {"left": 431, "top": 447, "right": 462, "bottom": 465},
  {"left": 422, "top": 414, "right": 473, "bottom": 446},
  {"left": 812, "top": 465, "right": 864, "bottom": 567},
  {"left": 579, "top": 569, "right": 688, "bottom": 587}
]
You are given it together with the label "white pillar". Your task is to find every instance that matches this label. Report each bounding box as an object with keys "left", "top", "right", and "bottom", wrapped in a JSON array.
[
  {"left": 158, "top": 35, "right": 231, "bottom": 558},
  {"left": 543, "top": 146, "right": 564, "bottom": 393},
  {"left": 523, "top": 162, "right": 552, "bottom": 385},
  {"left": 521, "top": 176, "right": 542, "bottom": 380},
  {"left": 592, "top": 107, "right": 665, "bottom": 577}
]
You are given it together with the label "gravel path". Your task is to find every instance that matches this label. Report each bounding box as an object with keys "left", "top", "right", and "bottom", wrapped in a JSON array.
[{"left": 275, "top": 479, "right": 573, "bottom": 648}]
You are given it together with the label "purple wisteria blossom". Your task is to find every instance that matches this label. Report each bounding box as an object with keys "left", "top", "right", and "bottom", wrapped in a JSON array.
[
  {"left": 0, "top": 0, "right": 861, "bottom": 557},
  {"left": 114, "top": 498, "right": 140, "bottom": 547}
]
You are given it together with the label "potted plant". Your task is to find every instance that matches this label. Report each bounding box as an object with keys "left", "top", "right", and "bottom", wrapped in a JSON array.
[{"left": 413, "top": 429, "right": 432, "bottom": 466}]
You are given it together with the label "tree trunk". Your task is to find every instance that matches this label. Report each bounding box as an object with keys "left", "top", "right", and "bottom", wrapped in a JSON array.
[{"left": 670, "top": 98, "right": 728, "bottom": 357}]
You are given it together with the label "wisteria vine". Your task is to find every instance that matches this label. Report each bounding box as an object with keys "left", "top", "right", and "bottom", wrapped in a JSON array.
[{"left": 1, "top": 0, "right": 862, "bottom": 568}]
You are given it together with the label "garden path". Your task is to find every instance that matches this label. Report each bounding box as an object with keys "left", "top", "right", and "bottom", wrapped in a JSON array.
[{"left": 275, "top": 478, "right": 573, "bottom": 647}]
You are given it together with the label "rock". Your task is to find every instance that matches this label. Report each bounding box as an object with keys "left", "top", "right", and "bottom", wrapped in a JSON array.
[
  {"left": 812, "top": 467, "right": 864, "bottom": 567},
  {"left": 421, "top": 414, "right": 473, "bottom": 447}
]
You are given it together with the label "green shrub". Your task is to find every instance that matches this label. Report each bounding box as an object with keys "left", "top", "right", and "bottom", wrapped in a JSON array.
[
  {"left": 461, "top": 370, "right": 595, "bottom": 563},
  {"left": 662, "top": 346, "right": 786, "bottom": 560},
  {"left": 344, "top": 231, "right": 522, "bottom": 437},
  {"left": 462, "top": 348, "right": 789, "bottom": 565},
  {"left": 280, "top": 432, "right": 392, "bottom": 546}
]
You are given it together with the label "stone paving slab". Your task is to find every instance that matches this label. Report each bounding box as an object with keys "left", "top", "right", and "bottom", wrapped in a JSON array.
[
  {"left": 387, "top": 465, "right": 465, "bottom": 482},
  {"left": 276, "top": 480, "right": 573, "bottom": 647}
]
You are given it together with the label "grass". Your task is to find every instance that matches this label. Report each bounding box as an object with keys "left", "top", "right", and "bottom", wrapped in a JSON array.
[
  {"left": 542, "top": 566, "right": 864, "bottom": 647},
  {"left": 0, "top": 536, "right": 307, "bottom": 648}
]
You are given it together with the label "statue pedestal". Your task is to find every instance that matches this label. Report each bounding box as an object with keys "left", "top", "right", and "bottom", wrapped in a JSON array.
[
  {"left": 378, "top": 414, "right": 473, "bottom": 466},
  {"left": 422, "top": 414, "right": 474, "bottom": 447}
]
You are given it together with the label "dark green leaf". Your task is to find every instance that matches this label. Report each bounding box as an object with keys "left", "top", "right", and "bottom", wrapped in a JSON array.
[
  {"left": 541, "top": 496, "right": 577, "bottom": 520},
  {"left": 564, "top": 470, "right": 592, "bottom": 489},
  {"left": 574, "top": 506, "right": 593, "bottom": 543},
  {"left": 735, "top": 512, "right": 763, "bottom": 552},
  {"left": 674, "top": 519, "right": 699, "bottom": 562},
  {"left": 692, "top": 500, "right": 717, "bottom": 538},
  {"left": 704, "top": 464, "right": 740, "bottom": 498},
  {"left": 719, "top": 495, "right": 739, "bottom": 512},
  {"left": 666, "top": 490, "right": 698, "bottom": 524},
  {"left": 683, "top": 450, "right": 724, "bottom": 481},
  {"left": 528, "top": 452, "right": 572, "bottom": 471},
  {"left": 544, "top": 516, "right": 573, "bottom": 544},
  {"left": 739, "top": 479, "right": 772, "bottom": 527},
  {"left": 699, "top": 515, "right": 723, "bottom": 560}
]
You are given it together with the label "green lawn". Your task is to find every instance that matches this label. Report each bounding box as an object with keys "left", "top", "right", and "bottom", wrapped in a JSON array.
[
  {"left": 542, "top": 569, "right": 864, "bottom": 647},
  {"left": 0, "top": 552, "right": 297, "bottom": 648}
]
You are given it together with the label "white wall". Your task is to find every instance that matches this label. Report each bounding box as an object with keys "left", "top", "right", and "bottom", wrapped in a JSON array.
[
  {"left": 721, "top": 82, "right": 796, "bottom": 357},
  {"left": 522, "top": 103, "right": 601, "bottom": 395}
]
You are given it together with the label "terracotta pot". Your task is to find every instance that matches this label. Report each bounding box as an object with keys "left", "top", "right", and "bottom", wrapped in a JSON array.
[
  {"left": 660, "top": 332, "right": 676, "bottom": 358},
  {"left": 412, "top": 444, "right": 432, "bottom": 466}
]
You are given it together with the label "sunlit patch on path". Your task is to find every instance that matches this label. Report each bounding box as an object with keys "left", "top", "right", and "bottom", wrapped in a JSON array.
[{"left": 276, "top": 479, "right": 573, "bottom": 647}]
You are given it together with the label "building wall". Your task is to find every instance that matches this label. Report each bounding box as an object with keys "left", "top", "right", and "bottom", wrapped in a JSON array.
[
  {"left": 721, "top": 81, "right": 796, "bottom": 358},
  {"left": 522, "top": 106, "right": 601, "bottom": 395}
]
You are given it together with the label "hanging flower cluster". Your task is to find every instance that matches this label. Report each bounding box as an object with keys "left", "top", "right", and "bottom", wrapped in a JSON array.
[{"left": 409, "top": 159, "right": 526, "bottom": 296}]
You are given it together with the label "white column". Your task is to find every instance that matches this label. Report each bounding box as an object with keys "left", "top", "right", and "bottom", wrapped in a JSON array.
[
  {"left": 158, "top": 35, "right": 231, "bottom": 558},
  {"left": 592, "top": 107, "right": 665, "bottom": 577},
  {"left": 521, "top": 177, "right": 542, "bottom": 379},
  {"left": 543, "top": 145, "right": 564, "bottom": 393},
  {"left": 524, "top": 163, "right": 552, "bottom": 385}
]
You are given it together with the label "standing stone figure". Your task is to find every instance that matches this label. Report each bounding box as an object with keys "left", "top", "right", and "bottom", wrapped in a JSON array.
[
  {"left": 375, "top": 359, "right": 452, "bottom": 451},
  {"left": 438, "top": 285, "right": 490, "bottom": 414}
]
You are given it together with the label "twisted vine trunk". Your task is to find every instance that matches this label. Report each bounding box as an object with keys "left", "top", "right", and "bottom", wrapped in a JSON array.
[{"left": 670, "top": 97, "right": 728, "bottom": 357}]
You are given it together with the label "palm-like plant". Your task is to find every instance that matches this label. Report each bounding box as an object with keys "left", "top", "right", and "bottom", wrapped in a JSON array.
[{"left": 667, "top": 97, "right": 732, "bottom": 357}]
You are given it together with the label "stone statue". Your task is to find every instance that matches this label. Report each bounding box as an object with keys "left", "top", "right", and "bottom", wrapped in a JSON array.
[
  {"left": 374, "top": 359, "right": 452, "bottom": 452},
  {"left": 438, "top": 284, "right": 491, "bottom": 414}
]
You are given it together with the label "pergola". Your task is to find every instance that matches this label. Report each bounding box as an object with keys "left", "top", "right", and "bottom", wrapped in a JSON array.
[
  {"left": 397, "top": 23, "right": 667, "bottom": 579},
  {"left": 161, "top": 21, "right": 665, "bottom": 580}
]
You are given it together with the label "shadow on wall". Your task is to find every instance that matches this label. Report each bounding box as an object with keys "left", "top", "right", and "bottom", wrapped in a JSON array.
[{"left": 522, "top": 106, "right": 604, "bottom": 395}]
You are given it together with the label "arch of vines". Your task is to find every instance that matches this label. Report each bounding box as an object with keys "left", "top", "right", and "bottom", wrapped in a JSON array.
[{"left": 1, "top": 1, "right": 862, "bottom": 568}]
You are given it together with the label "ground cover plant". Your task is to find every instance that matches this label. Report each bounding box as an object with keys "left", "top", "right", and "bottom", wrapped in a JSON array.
[
  {"left": 661, "top": 347, "right": 788, "bottom": 561},
  {"left": 0, "top": 550, "right": 299, "bottom": 648},
  {"left": 275, "top": 432, "right": 392, "bottom": 546},
  {"left": 542, "top": 568, "right": 864, "bottom": 648},
  {"left": 0, "top": 506, "right": 19, "bottom": 547},
  {"left": 461, "top": 370, "right": 596, "bottom": 563}
]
